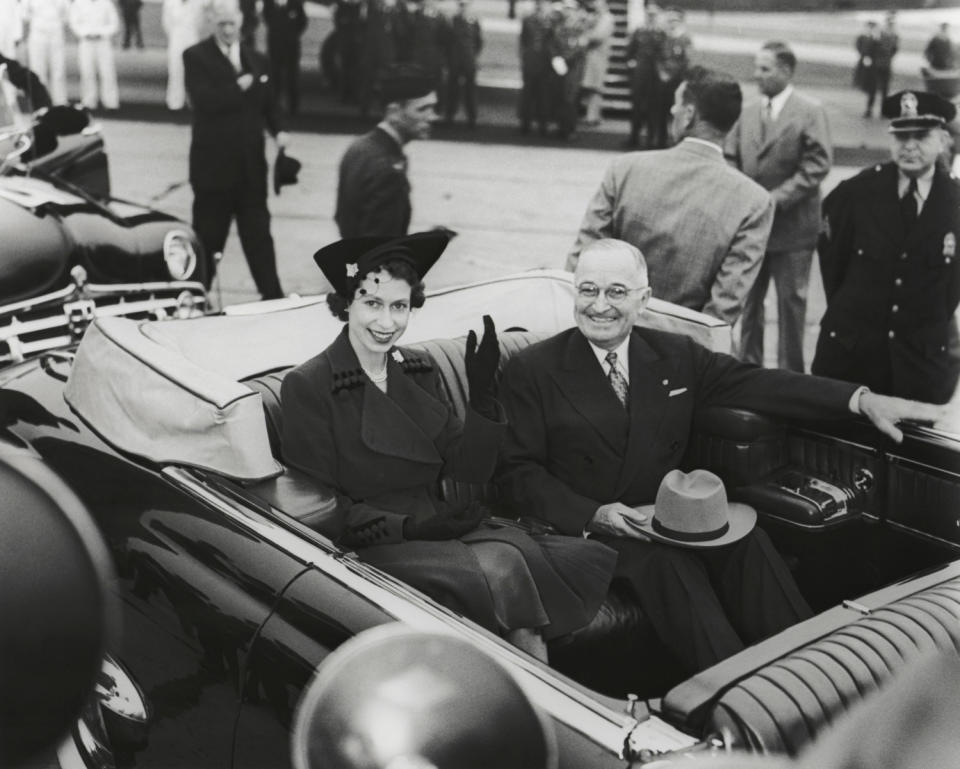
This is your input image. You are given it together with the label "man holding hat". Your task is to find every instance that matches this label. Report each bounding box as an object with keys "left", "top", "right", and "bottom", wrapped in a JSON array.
[
  {"left": 335, "top": 64, "right": 438, "bottom": 239},
  {"left": 498, "top": 237, "right": 949, "bottom": 675},
  {"left": 812, "top": 90, "right": 960, "bottom": 404}
]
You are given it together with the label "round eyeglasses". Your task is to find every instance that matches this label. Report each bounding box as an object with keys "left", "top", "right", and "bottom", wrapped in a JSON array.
[{"left": 575, "top": 283, "right": 647, "bottom": 304}]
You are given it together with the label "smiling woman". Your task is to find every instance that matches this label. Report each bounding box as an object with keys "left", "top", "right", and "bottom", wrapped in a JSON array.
[{"left": 279, "top": 231, "right": 618, "bottom": 661}]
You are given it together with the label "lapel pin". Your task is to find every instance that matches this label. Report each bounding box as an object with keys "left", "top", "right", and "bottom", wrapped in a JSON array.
[
  {"left": 662, "top": 379, "right": 669, "bottom": 386},
  {"left": 391, "top": 350, "right": 404, "bottom": 363}
]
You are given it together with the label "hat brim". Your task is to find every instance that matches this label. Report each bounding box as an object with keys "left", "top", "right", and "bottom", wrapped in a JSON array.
[
  {"left": 312, "top": 231, "right": 453, "bottom": 296},
  {"left": 888, "top": 118, "right": 944, "bottom": 134},
  {"left": 631, "top": 502, "right": 757, "bottom": 549}
]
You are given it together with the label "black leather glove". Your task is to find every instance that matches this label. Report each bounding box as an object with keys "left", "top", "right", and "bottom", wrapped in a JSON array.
[
  {"left": 404, "top": 503, "right": 485, "bottom": 541},
  {"left": 464, "top": 315, "right": 500, "bottom": 417}
]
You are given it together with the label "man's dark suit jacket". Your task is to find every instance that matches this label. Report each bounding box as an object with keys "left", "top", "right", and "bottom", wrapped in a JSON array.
[
  {"left": 335, "top": 127, "right": 411, "bottom": 238},
  {"left": 498, "top": 327, "right": 858, "bottom": 535},
  {"left": 183, "top": 37, "right": 281, "bottom": 192}
]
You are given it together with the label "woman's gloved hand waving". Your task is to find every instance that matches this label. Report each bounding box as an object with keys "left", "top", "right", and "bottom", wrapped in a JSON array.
[{"left": 464, "top": 315, "right": 500, "bottom": 418}]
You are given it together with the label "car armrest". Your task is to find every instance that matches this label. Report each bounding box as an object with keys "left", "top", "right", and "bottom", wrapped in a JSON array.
[{"left": 250, "top": 467, "right": 344, "bottom": 540}]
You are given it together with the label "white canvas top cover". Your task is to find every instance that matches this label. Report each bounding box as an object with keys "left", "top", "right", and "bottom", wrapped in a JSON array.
[{"left": 64, "top": 316, "right": 281, "bottom": 481}]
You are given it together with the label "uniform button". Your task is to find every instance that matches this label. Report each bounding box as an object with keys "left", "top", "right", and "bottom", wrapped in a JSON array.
[
  {"left": 947, "top": 257, "right": 953, "bottom": 264},
  {"left": 900, "top": 252, "right": 908, "bottom": 260},
  {"left": 856, "top": 248, "right": 864, "bottom": 255},
  {"left": 888, "top": 330, "right": 896, "bottom": 339},
  {"left": 829, "top": 331, "right": 837, "bottom": 338},
  {"left": 942, "top": 345, "right": 948, "bottom": 352},
  {"left": 892, "top": 304, "right": 899, "bottom": 313},
  {"left": 894, "top": 278, "right": 903, "bottom": 287}
]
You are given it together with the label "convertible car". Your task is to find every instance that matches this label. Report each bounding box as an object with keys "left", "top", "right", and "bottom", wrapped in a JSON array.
[
  {"left": 2, "top": 271, "right": 958, "bottom": 769},
  {"left": 0, "top": 65, "right": 207, "bottom": 367}
]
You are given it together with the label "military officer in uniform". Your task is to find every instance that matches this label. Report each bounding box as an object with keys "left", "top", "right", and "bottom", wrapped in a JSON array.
[
  {"left": 812, "top": 91, "right": 960, "bottom": 404},
  {"left": 335, "top": 65, "right": 437, "bottom": 238}
]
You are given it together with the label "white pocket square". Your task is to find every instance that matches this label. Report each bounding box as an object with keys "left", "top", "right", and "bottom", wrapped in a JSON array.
[{"left": 668, "top": 387, "right": 688, "bottom": 397}]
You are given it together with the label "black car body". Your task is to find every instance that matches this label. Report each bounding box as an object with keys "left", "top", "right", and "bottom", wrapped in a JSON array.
[
  {"left": 0, "top": 66, "right": 207, "bottom": 367},
  {"left": 3, "top": 272, "right": 959, "bottom": 769}
]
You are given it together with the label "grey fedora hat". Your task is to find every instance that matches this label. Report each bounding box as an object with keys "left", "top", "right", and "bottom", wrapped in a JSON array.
[{"left": 632, "top": 469, "right": 756, "bottom": 548}]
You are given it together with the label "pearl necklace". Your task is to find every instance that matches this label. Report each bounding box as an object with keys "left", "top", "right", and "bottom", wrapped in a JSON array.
[{"left": 363, "top": 363, "right": 388, "bottom": 383}]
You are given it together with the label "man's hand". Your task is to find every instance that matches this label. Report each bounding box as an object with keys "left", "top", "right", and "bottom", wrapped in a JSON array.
[
  {"left": 237, "top": 73, "right": 254, "bottom": 91},
  {"left": 859, "top": 391, "right": 947, "bottom": 443},
  {"left": 588, "top": 502, "right": 649, "bottom": 539},
  {"left": 274, "top": 131, "right": 290, "bottom": 150}
]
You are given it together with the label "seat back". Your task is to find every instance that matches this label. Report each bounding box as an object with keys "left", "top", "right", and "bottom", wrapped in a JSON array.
[{"left": 662, "top": 562, "right": 960, "bottom": 755}]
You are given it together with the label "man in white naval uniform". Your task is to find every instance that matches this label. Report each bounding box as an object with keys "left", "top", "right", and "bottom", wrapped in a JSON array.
[
  {"left": 162, "top": 0, "right": 206, "bottom": 110},
  {"left": 69, "top": 0, "right": 121, "bottom": 110},
  {"left": 23, "top": 0, "right": 70, "bottom": 105},
  {"left": 0, "top": 0, "right": 24, "bottom": 60}
]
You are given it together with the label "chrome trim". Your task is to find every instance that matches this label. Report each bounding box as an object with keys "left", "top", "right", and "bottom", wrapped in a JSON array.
[{"left": 162, "top": 466, "right": 640, "bottom": 757}]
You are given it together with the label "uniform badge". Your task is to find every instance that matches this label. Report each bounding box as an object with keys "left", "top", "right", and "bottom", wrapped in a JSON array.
[
  {"left": 901, "top": 92, "right": 918, "bottom": 118},
  {"left": 944, "top": 233, "right": 956, "bottom": 260},
  {"left": 345, "top": 263, "right": 359, "bottom": 277}
]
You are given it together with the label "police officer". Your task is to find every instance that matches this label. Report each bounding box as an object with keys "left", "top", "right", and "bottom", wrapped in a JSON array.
[{"left": 812, "top": 91, "right": 960, "bottom": 404}]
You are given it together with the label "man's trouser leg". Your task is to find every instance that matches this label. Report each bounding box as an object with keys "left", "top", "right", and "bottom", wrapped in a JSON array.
[
  {"left": 699, "top": 528, "right": 812, "bottom": 644},
  {"left": 235, "top": 184, "right": 283, "bottom": 300},
  {"left": 739, "top": 251, "right": 772, "bottom": 366},
  {"left": 167, "top": 42, "right": 187, "bottom": 110},
  {"left": 600, "top": 537, "right": 745, "bottom": 675},
  {"left": 192, "top": 187, "right": 235, "bottom": 289},
  {"left": 48, "top": 35, "right": 67, "bottom": 105},
  {"left": 78, "top": 39, "right": 98, "bottom": 109},
  {"left": 96, "top": 39, "right": 119, "bottom": 108},
  {"left": 771, "top": 247, "right": 813, "bottom": 372}
]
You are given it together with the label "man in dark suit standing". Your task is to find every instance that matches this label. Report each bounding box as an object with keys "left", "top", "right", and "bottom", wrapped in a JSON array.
[
  {"left": 498, "top": 238, "right": 946, "bottom": 675},
  {"left": 263, "top": 0, "right": 308, "bottom": 115},
  {"left": 335, "top": 65, "right": 437, "bottom": 238},
  {"left": 812, "top": 91, "right": 960, "bottom": 405},
  {"left": 184, "top": 0, "right": 288, "bottom": 299},
  {"left": 727, "top": 41, "right": 832, "bottom": 373}
]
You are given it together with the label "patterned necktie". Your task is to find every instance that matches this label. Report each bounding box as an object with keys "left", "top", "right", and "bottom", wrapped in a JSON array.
[
  {"left": 901, "top": 177, "right": 919, "bottom": 232},
  {"left": 760, "top": 99, "right": 772, "bottom": 143},
  {"left": 606, "top": 351, "right": 628, "bottom": 409}
]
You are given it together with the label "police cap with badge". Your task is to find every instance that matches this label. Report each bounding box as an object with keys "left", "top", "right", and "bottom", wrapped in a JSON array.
[{"left": 882, "top": 90, "right": 956, "bottom": 133}]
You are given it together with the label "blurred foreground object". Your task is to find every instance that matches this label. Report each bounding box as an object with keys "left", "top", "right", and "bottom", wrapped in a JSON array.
[
  {"left": 291, "top": 625, "right": 557, "bottom": 769},
  {"left": 0, "top": 442, "right": 116, "bottom": 765}
]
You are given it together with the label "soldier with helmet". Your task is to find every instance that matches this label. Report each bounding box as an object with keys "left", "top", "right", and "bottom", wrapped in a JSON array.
[{"left": 812, "top": 91, "right": 960, "bottom": 404}]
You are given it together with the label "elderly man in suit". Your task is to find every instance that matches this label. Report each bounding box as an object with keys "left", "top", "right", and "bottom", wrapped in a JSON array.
[
  {"left": 726, "top": 41, "right": 832, "bottom": 373},
  {"left": 335, "top": 65, "right": 437, "bottom": 238},
  {"left": 568, "top": 66, "right": 774, "bottom": 327},
  {"left": 499, "top": 237, "right": 948, "bottom": 675},
  {"left": 184, "top": 0, "right": 288, "bottom": 299},
  {"left": 812, "top": 91, "right": 960, "bottom": 405}
]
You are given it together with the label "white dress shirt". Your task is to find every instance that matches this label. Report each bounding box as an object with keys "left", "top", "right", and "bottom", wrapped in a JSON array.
[
  {"left": 898, "top": 166, "right": 935, "bottom": 215},
  {"left": 764, "top": 84, "right": 794, "bottom": 122}
]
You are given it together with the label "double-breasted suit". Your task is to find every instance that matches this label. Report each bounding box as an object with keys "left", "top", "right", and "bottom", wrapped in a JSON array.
[
  {"left": 812, "top": 162, "right": 960, "bottom": 404},
  {"left": 497, "top": 326, "right": 858, "bottom": 672},
  {"left": 281, "top": 328, "right": 616, "bottom": 639},
  {"left": 726, "top": 89, "right": 832, "bottom": 371},
  {"left": 568, "top": 139, "right": 775, "bottom": 326},
  {"left": 335, "top": 127, "right": 411, "bottom": 238},
  {"left": 184, "top": 36, "right": 284, "bottom": 298}
]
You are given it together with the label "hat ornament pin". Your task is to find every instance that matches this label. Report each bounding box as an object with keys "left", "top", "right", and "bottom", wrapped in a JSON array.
[{"left": 901, "top": 92, "right": 918, "bottom": 118}]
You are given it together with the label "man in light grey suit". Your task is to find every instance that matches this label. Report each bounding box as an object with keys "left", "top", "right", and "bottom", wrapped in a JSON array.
[
  {"left": 567, "top": 66, "right": 774, "bottom": 327},
  {"left": 726, "top": 41, "right": 832, "bottom": 372}
]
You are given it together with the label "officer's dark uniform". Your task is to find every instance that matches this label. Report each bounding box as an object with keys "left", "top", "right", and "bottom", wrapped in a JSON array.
[{"left": 813, "top": 91, "right": 960, "bottom": 403}]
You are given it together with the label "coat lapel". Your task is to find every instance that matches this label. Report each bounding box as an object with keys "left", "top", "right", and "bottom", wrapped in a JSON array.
[
  {"left": 757, "top": 91, "right": 795, "bottom": 158},
  {"left": 550, "top": 332, "right": 629, "bottom": 455},
  {"left": 324, "top": 329, "right": 445, "bottom": 465},
  {"left": 906, "top": 166, "right": 953, "bottom": 251},
  {"left": 614, "top": 331, "right": 671, "bottom": 496}
]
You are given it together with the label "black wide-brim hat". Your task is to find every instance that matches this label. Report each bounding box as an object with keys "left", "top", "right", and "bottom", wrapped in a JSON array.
[
  {"left": 883, "top": 90, "right": 957, "bottom": 133},
  {"left": 313, "top": 230, "right": 455, "bottom": 296},
  {"left": 274, "top": 148, "right": 302, "bottom": 195}
]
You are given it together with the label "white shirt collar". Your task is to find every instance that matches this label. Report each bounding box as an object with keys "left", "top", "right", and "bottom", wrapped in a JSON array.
[
  {"left": 681, "top": 137, "right": 724, "bottom": 155},
  {"left": 588, "top": 337, "right": 631, "bottom": 384},
  {"left": 764, "top": 84, "right": 793, "bottom": 121},
  {"left": 377, "top": 121, "right": 404, "bottom": 148},
  {"left": 898, "top": 166, "right": 935, "bottom": 209}
]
